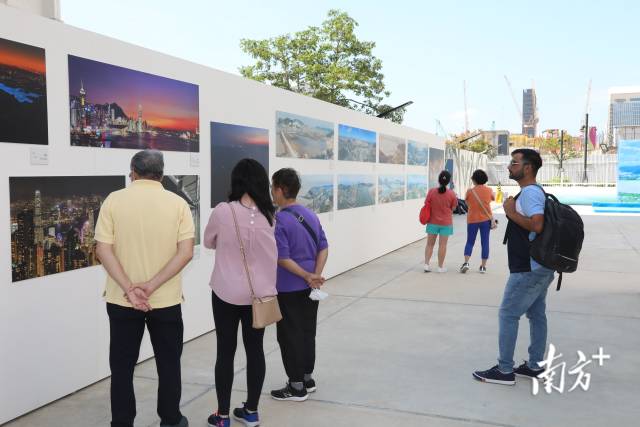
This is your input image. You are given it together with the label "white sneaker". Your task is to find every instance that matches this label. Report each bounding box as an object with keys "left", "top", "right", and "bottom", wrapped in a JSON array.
[
  {"left": 423, "top": 264, "right": 431, "bottom": 272},
  {"left": 438, "top": 267, "right": 448, "bottom": 273}
]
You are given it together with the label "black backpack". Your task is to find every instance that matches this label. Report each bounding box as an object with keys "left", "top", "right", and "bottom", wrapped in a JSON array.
[
  {"left": 454, "top": 198, "right": 468, "bottom": 215},
  {"left": 530, "top": 189, "right": 584, "bottom": 290}
]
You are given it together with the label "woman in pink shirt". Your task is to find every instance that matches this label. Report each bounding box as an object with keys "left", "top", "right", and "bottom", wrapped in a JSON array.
[
  {"left": 203, "top": 159, "right": 277, "bottom": 427},
  {"left": 424, "top": 170, "right": 458, "bottom": 273}
]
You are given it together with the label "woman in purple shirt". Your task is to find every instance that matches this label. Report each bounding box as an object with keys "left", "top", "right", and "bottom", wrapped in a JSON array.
[
  {"left": 203, "top": 159, "right": 277, "bottom": 427},
  {"left": 269, "top": 168, "right": 329, "bottom": 402}
]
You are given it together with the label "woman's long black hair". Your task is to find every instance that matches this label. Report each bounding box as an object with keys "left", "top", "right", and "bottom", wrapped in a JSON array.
[
  {"left": 437, "top": 170, "right": 452, "bottom": 194},
  {"left": 228, "top": 158, "right": 275, "bottom": 226}
]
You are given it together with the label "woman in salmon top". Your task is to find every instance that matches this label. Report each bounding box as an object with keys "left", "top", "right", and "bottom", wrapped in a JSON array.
[
  {"left": 460, "top": 169, "right": 495, "bottom": 274},
  {"left": 424, "top": 170, "right": 458, "bottom": 273}
]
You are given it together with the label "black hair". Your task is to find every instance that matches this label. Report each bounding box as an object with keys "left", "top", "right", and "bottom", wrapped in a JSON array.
[
  {"left": 438, "top": 170, "right": 451, "bottom": 194},
  {"left": 228, "top": 158, "right": 275, "bottom": 226},
  {"left": 511, "top": 148, "right": 543, "bottom": 175},
  {"left": 271, "top": 168, "right": 301, "bottom": 199},
  {"left": 471, "top": 169, "right": 488, "bottom": 185},
  {"left": 130, "top": 149, "right": 163, "bottom": 180}
]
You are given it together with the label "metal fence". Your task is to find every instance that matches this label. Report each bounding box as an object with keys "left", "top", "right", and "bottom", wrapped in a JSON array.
[
  {"left": 446, "top": 147, "right": 488, "bottom": 195},
  {"left": 486, "top": 153, "right": 618, "bottom": 186}
]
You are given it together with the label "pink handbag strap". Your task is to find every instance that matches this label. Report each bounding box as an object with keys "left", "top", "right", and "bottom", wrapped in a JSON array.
[{"left": 228, "top": 203, "right": 257, "bottom": 300}]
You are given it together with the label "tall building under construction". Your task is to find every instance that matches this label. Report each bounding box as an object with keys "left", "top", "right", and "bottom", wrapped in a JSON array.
[{"left": 522, "top": 88, "right": 538, "bottom": 137}]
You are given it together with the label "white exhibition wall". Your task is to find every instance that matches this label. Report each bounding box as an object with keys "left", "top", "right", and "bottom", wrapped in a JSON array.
[{"left": 0, "top": 5, "right": 443, "bottom": 423}]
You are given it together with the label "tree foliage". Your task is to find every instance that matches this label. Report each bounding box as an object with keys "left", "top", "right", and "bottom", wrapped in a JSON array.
[
  {"left": 538, "top": 135, "right": 582, "bottom": 166},
  {"left": 239, "top": 10, "right": 404, "bottom": 123},
  {"left": 445, "top": 133, "right": 497, "bottom": 159}
]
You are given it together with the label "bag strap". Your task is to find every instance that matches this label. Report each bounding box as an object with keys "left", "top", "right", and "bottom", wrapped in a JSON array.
[
  {"left": 228, "top": 203, "right": 257, "bottom": 300},
  {"left": 281, "top": 208, "right": 319, "bottom": 249},
  {"left": 503, "top": 191, "right": 522, "bottom": 245},
  {"left": 470, "top": 187, "right": 493, "bottom": 221},
  {"left": 556, "top": 272, "right": 563, "bottom": 291}
]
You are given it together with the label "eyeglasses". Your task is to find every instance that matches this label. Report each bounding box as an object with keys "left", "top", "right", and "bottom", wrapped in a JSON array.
[{"left": 509, "top": 160, "right": 529, "bottom": 166}]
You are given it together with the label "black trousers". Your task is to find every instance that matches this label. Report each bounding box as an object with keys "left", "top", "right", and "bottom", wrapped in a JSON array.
[
  {"left": 107, "top": 303, "right": 184, "bottom": 427},
  {"left": 276, "top": 288, "right": 319, "bottom": 383},
  {"left": 212, "top": 291, "right": 265, "bottom": 414}
]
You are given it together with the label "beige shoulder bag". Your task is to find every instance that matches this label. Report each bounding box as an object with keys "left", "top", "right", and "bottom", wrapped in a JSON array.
[
  {"left": 229, "top": 203, "right": 282, "bottom": 329},
  {"left": 470, "top": 188, "right": 498, "bottom": 229}
]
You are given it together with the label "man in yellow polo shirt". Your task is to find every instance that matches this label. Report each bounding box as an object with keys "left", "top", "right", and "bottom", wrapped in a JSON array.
[{"left": 95, "top": 149, "right": 194, "bottom": 427}]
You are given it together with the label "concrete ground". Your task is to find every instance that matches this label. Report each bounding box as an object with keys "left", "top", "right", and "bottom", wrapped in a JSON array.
[{"left": 6, "top": 211, "right": 640, "bottom": 427}]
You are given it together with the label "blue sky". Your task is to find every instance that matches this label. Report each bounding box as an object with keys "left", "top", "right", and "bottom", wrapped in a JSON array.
[{"left": 62, "top": 0, "right": 640, "bottom": 137}]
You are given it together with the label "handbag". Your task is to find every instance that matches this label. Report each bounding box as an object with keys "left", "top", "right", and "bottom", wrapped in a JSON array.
[
  {"left": 470, "top": 188, "right": 498, "bottom": 229},
  {"left": 229, "top": 203, "right": 282, "bottom": 329},
  {"left": 419, "top": 198, "right": 431, "bottom": 225}
]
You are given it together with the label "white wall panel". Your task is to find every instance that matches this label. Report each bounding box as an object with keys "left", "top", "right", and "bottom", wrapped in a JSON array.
[{"left": 0, "top": 5, "right": 443, "bottom": 422}]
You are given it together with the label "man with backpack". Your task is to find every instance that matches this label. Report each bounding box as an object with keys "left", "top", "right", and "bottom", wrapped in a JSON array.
[
  {"left": 473, "top": 149, "right": 556, "bottom": 385},
  {"left": 270, "top": 168, "right": 329, "bottom": 401}
]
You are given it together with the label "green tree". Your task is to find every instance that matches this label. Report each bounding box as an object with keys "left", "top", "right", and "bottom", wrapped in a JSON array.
[
  {"left": 539, "top": 136, "right": 582, "bottom": 166},
  {"left": 445, "top": 133, "right": 497, "bottom": 158},
  {"left": 240, "top": 10, "right": 404, "bottom": 123}
]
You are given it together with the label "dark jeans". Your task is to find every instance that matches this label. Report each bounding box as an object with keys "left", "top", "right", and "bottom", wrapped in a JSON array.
[
  {"left": 212, "top": 291, "right": 265, "bottom": 414},
  {"left": 107, "top": 303, "right": 184, "bottom": 427},
  {"left": 276, "top": 288, "right": 319, "bottom": 383}
]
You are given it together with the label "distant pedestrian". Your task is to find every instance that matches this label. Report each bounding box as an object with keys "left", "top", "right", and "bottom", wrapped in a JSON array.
[
  {"left": 424, "top": 170, "right": 458, "bottom": 273},
  {"left": 460, "top": 169, "right": 495, "bottom": 274}
]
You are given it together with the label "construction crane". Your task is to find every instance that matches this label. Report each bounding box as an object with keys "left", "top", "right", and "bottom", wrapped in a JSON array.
[
  {"left": 435, "top": 119, "right": 448, "bottom": 138},
  {"left": 463, "top": 80, "right": 469, "bottom": 134},
  {"left": 503, "top": 75, "right": 522, "bottom": 124}
]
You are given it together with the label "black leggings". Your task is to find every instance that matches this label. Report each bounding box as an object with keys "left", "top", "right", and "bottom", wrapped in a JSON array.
[{"left": 212, "top": 291, "right": 265, "bottom": 414}]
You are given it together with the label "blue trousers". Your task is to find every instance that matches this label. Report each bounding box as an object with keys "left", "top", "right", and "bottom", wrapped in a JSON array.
[
  {"left": 498, "top": 267, "right": 555, "bottom": 372},
  {"left": 464, "top": 220, "right": 491, "bottom": 259}
]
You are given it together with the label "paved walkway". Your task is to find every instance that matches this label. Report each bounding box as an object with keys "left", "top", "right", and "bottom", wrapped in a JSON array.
[{"left": 7, "top": 212, "right": 640, "bottom": 427}]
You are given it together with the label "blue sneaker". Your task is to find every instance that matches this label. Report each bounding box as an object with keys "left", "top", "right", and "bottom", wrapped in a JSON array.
[
  {"left": 207, "top": 412, "right": 230, "bottom": 427},
  {"left": 233, "top": 403, "right": 260, "bottom": 427}
]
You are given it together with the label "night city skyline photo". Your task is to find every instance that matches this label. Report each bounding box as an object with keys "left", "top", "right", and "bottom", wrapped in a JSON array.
[
  {"left": 10, "top": 175, "right": 125, "bottom": 282},
  {"left": 68, "top": 55, "right": 199, "bottom": 152}
]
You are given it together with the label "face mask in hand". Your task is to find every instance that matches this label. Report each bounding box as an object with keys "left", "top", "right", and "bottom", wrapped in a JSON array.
[{"left": 309, "top": 289, "right": 329, "bottom": 301}]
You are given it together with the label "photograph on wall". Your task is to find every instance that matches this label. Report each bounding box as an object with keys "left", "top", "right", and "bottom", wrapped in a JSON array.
[
  {"left": 406, "top": 174, "right": 428, "bottom": 200},
  {"left": 299, "top": 175, "right": 334, "bottom": 214},
  {"left": 378, "top": 134, "right": 405, "bottom": 164},
  {"left": 68, "top": 55, "right": 199, "bottom": 152},
  {"left": 161, "top": 175, "right": 200, "bottom": 245},
  {"left": 10, "top": 175, "right": 125, "bottom": 283},
  {"left": 429, "top": 147, "right": 445, "bottom": 187},
  {"left": 378, "top": 175, "right": 405, "bottom": 204},
  {"left": 211, "top": 122, "right": 269, "bottom": 207},
  {"left": 337, "top": 174, "right": 376, "bottom": 210},
  {"left": 618, "top": 140, "right": 640, "bottom": 202},
  {"left": 276, "top": 111, "right": 334, "bottom": 159},
  {"left": 407, "top": 140, "right": 428, "bottom": 166},
  {"left": 338, "top": 124, "right": 376, "bottom": 162},
  {"left": 0, "top": 37, "right": 48, "bottom": 145}
]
